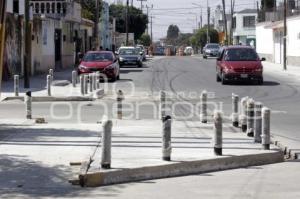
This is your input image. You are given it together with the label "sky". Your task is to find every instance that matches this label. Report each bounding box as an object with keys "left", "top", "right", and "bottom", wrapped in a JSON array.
[{"left": 106, "top": 0, "right": 258, "bottom": 40}]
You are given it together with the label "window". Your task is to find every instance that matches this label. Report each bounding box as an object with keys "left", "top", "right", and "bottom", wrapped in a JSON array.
[
  {"left": 46, "top": 3, "right": 50, "bottom": 13},
  {"left": 41, "top": 3, "right": 45, "bottom": 14},
  {"left": 51, "top": 3, "right": 55, "bottom": 13},
  {"left": 232, "top": 17, "right": 236, "bottom": 29},
  {"left": 35, "top": 3, "right": 39, "bottom": 14},
  {"left": 243, "top": 16, "right": 255, "bottom": 28},
  {"left": 13, "top": 0, "right": 19, "bottom": 14}
]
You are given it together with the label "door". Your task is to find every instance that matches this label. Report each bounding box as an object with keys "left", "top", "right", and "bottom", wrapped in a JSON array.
[{"left": 55, "top": 29, "right": 62, "bottom": 69}]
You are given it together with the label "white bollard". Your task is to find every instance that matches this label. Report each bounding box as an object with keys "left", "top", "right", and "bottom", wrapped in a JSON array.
[
  {"left": 89, "top": 74, "right": 93, "bottom": 93},
  {"left": 49, "top": 69, "right": 54, "bottom": 83},
  {"left": 24, "top": 91, "right": 32, "bottom": 119},
  {"left": 101, "top": 118, "right": 113, "bottom": 169},
  {"left": 84, "top": 75, "right": 88, "bottom": 95},
  {"left": 246, "top": 99, "right": 255, "bottom": 137},
  {"left": 72, "top": 70, "right": 77, "bottom": 88},
  {"left": 14, "top": 75, "right": 19, "bottom": 97},
  {"left": 117, "top": 90, "right": 124, "bottom": 119},
  {"left": 162, "top": 116, "right": 172, "bottom": 161},
  {"left": 200, "top": 90, "right": 208, "bottom": 123},
  {"left": 262, "top": 107, "right": 271, "bottom": 150},
  {"left": 232, "top": 94, "right": 239, "bottom": 127},
  {"left": 213, "top": 111, "right": 223, "bottom": 156},
  {"left": 240, "top": 96, "right": 249, "bottom": 132},
  {"left": 160, "top": 91, "right": 166, "bottom": 119},
  {"left": 96, "top": 72, "right": 100, "bottom": 89},
  {"left": 254, "top": 102, "right": 263, "bottom": 143},
  {"left": 80, "top": 75, "right": 84, "bottom": 96},
  {"left": 47, "top": 75, "right": 51, "bottom": 96},
  {"left": 93, "top": 73, "right": 97, "bottom": 90}
]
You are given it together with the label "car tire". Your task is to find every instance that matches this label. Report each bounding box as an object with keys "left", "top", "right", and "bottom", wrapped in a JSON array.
[
  {"left": 216, "top": 73, "right": 221, "bottom": 82},
  {"left": 203, "top": 55, "right": 207, "bottom": 59},
  {"left": 221, "top": 73, "right": 228, "bottom": 85},
  {"left": 117, "top": 74, "right": 120, "bottom": 80},
  {"left": 257, "top": 77, "right": 263, "bottom": 85},
  {"left": 138, "top": 63, "right": 143, "bottom": 68}
]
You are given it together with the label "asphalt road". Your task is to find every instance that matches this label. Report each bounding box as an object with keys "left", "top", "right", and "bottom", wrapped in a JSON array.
[
  {"left": 1, "top": 56, "right": 299, "bottom": 151},
  {"left": 1, "top": 56, "right": 300, "bottom": 198}
]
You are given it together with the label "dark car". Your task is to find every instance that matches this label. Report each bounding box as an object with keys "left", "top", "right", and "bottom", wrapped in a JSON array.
[
  {"left": 216, "top": 46, "right": 265, "bottom": 85},
  {"left": 203, "top": 43, "right": 220, "bottom": 59},
  {"left": 117, "top": 47, "right": 143, "bottom": 67},
  {"left": 78, "top": 51, "right": 120, "bottom": 81}
]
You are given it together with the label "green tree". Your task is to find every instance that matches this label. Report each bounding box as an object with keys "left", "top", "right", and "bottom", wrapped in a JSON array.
[
  {"left": 167, "top": 25, "right": 180, "bottom": 40},
  {"left": 81, "top": 0, "right": 103, "bottom": 21},
  {"left": 109, "top": 4, "right": 148, "bottom": 40},
  {"left": 190, "top": 28, "right": 219, "bottom": 50},
  {"left": 138, "top": 34, "right": 151, "bottom": 46}
]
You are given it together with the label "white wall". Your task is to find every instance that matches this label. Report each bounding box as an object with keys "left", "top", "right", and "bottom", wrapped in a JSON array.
[
  {"left": 256, "top": 24, "right": 273, "bottom": 55},
  {"left": 287, "top": 17, "right": 300, "bottom": 57},
  {"left": 6, "top": 0, "right": 25, "bottom": 15},
  {"left": 233, "top": 13, "right": 257, "bottom": 37}
]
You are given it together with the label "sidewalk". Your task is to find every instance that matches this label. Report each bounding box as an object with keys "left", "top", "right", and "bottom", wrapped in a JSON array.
[
  {"left": 262, "top": 61, "right": 300, "bottom": 80},
  {"left": 0, "top": 68, "right": 104, "bottom": 101},
  {"left": 78, "top": 119, "right": 283, "bottom": 187}
]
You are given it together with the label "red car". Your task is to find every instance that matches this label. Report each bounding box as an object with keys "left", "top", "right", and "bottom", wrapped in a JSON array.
[
  {"left": 216, "top": 46, "right": 265, "bottom": 85},
  {"left": 78, "top": 51, "right": 120, "bottom": 81}
]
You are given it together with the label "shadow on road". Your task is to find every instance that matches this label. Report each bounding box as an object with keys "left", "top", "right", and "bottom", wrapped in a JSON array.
[{"left": 226, "top": 80, "right": 280, "bottom": 86}]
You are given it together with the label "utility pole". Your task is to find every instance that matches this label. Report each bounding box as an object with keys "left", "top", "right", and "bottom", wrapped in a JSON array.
[
  {"left": 222, "top": 0, "right": 228, "bottom": 45},
  {"left": 93, "top": 0, "right": 100, "bottom": 50},
  {"left": 137, "top": 0, "right": 147, "bottom": 11},
  {"left": 0, "top": 0, "right": 7, "bottom": 94},
  {"left": 126, "top": 0, "right": 129, "bottom": 45},
  {"left": 230, "top": 0, "right": 235, "bottom": 45},
  {"left": 150, "top": 15, "right": 153, "bottom": 44},
  {"left": 146, "top": 4, "right": 153, "bottom": 35},
  {"left": 283, "top": 0, "right": 287, "bottom": 70},
  {"left": 207, "top": 4, "right": 210, "bottom": 44},
  {"left": 24, "top": 0, "right": 31, "bottom": 88}
]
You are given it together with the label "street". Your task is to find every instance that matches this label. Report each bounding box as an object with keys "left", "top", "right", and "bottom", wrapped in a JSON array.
[
  {"left": 0, "top": 56, "right": 300, "bottom": 198},
  {"left": 1, "top": 56, "right": 300, "bottom": 145}
]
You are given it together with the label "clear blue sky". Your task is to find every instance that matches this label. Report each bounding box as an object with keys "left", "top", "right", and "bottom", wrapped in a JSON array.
[{"left": 106, "top": 0, "right": 258, "bottom": 40}]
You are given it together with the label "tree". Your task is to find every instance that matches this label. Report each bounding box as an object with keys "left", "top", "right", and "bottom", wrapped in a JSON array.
[
  {"left": 190, "top": 28, "right": 219, "bottom": 50},
  {"left": 109, "top": 4, "right": 148, "bottom": 40},
  {"left": 81, "top": 0, "right": 102, "bottom": 21},
  {"left": 167, "top": 25, "right": 180, "bottom": 40},
  {"left": 138, "top": 34, "right": 151, "bottom": 46},
  {"left": 261, "top": 0, "right": 276, "bottom": 11}
]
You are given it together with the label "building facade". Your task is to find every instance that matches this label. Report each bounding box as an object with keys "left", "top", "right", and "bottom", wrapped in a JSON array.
[
  {"left": 256, "top": 2, "right": 300, "bottom": 66},
  {"left": 232, "top": 9, "right": 257, "bottom": 47}
]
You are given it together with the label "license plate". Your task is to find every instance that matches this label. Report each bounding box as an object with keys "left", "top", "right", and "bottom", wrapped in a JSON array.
[{"left": 241, "top": 74, "right": 248, "bottom": 78}]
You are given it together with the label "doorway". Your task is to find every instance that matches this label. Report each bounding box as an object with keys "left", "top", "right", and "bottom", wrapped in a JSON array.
[{"left": 54, "top": 29, "right": 62, "bottom": 69}]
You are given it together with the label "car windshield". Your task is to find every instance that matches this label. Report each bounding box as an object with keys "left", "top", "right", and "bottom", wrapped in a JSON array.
[
  {"left": 83, "top": 53, "right": 113, "bottom": 62},
  {"left": 224, "top": 48, "right": 259, "bottom": 61},
  {"left": 207, "top": 44, "right": 220, "bottom": 49},
  {"left": 119, "top": 48, "right": 139, "bottom": 55}
]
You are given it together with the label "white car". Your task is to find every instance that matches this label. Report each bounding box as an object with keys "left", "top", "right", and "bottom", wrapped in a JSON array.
[{"left": 184, "top": 46, "right": 194, "bottom": 55}]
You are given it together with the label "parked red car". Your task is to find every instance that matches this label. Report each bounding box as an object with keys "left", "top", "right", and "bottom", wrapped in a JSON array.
[
  {"left": 78, "top": 51, "right": 120, "bottom": 81},
  {"left": 216, "top": 46, "right": 265, "bottom": 85}
]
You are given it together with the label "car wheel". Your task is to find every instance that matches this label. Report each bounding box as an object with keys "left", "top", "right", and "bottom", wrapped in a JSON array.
[
  {"left": 257, "top": 77, "right": 263, "bottom": 85},
  {"left": 203, "top": 55, "right": 207, "bottom": 59},
  {"left": 221, "top": 73, "right": 228, "bottom": 85},
  {"left": 117, "top": 74, "right": 120, "bottom": 80},
  {"left": 216, "top": 73, "right": 221, "bottom": 82},
  {"left": 138, "top": 63, "right": 143, "bottom": 68}
]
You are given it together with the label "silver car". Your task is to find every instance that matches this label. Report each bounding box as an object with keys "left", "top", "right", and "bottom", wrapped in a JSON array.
[{"left": 203, "top": 43, "right": 220, "bottom": 59}]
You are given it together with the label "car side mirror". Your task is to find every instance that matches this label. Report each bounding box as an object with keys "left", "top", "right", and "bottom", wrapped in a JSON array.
[
  {"left": 139, "top": 52, "right": 143, "bottom": 55},
  {"left": 261, "top": 57, "right": 266, "bottom": 61}
]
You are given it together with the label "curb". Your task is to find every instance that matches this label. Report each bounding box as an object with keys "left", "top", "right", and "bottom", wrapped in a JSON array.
[
  {"left": 1, "top": 89, "right": 105, "bottom": 102},
  {"left": 79, "top": 150, "right": 284, "bottom": 187},
  {"left": 273, "top": 140, "right": 299, "bottom": 160}
]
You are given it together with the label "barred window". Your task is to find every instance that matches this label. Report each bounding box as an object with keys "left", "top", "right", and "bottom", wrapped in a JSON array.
[{"left": 243, "top": 16, "right": 255, "bottom": 27}]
